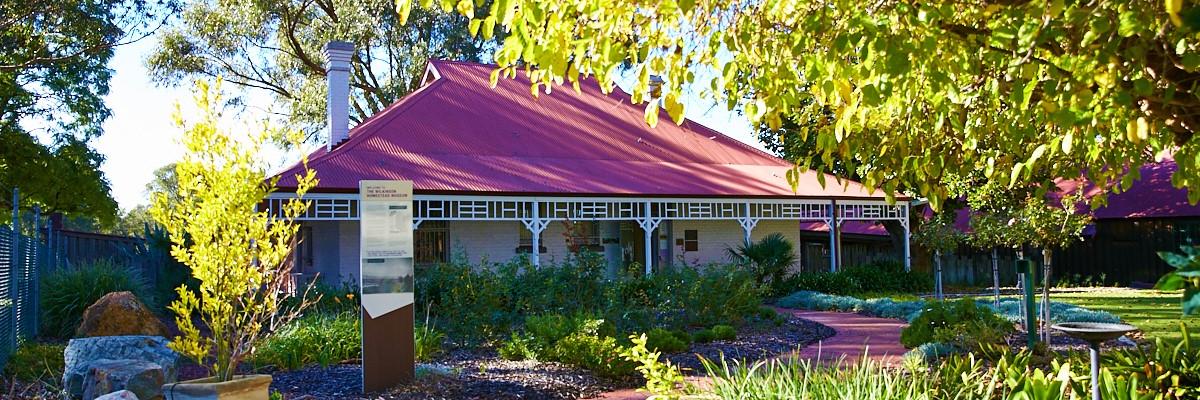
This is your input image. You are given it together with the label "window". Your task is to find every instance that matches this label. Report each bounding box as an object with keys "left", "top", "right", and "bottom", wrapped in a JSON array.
[
  {"left": 293, "top": 226, "right": 314, "bottom": 273},
  {"left": 518, "top": 225, "right": 546, "bottom": 253},
  {"left": 564, "top": 221, "right": 602, "bottom": 251},
  {"left": 415, "top": 221, "right": 449, "bottom": 265},
  {"left": 683, "top": 229, "right": 698, "bottom": 252}
]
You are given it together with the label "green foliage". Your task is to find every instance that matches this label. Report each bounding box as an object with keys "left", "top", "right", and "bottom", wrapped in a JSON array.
[
  {"left": 775, "top": 260, "right": 932, "bottom": 297},
  {"left": 913, "top": 212, "right": 966, "bottom": 255},
  {"left": 644, "top": 328, "right": 689, "bottom": 354},
  {"left": 3, "top": 342, "right": 66, "bottom": 382},
  {"left": 699, "top": 354, "right": 944, "bottom": 399},
  {"left": 524, "top": 313, "right": 601, "bottom": 357},
  {"left": 148, "top": 0, "right": 493, "bottom": 135},
  {"left": 253, "top": 312, "right": 360, "bottom": 371},
  {"left": 1, "top": 0, "right": 162, "bottom": 226},
  {"left": 417, "top": 256, "right": 762, "bottom": 344},
  {"left": 691, "top": 329, "right": 715, "bottom": 344},
  {"left": 498, "top": 332, "right": 538, "bottom": 361},
  {"left": 1157, "top": 245, "right": 1200, "bottom": 315},
  {"left": 415, "top": 323, "right": 445, "bottom": 362},
  {"left": 552, "top": 333, "right": 636, "bottom": 378},
  {"left": 40, "top": 260, "right": 152, "bottom": 339},
  {"left": 151, "top": 80, "right": 318, "bottom": 381},
  {"left": 622, "top": 334, "right": 686, "bottom": 397},
  {"left": 402, "top": 0, "right": 1200, "bottom": 213},
  {"left": 726, "top": 233, "right": 797, "bottom": 290},
  {"left": 901, "top": 298, "right": 1011, "bottom": 349},
  {"left": 1105, "top": 324, "right": 1200, "bottom": 399},
  {"left": 710, "top": 325, "right": 737, "bottom": 341}
]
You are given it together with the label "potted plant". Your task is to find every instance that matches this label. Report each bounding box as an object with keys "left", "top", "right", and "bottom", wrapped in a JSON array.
[{"left": 151, "top": 80, "right": 319, "bottom": 399}]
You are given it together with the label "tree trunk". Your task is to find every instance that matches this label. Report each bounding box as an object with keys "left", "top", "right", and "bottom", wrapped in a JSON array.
[
  {"left": 935, "top": 249, "right": 944, "bottom": 301},
  {"left": 1041, "top": 247, "right": 1053, "bottom": 345}
]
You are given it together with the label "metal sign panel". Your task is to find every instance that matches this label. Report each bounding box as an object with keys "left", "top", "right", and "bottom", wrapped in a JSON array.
[{"left": 359, "top": 180, "right": 415, "bottom": 318}]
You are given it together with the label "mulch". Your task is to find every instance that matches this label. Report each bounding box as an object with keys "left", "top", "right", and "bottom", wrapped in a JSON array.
[{"left": 267, "top": 315, "right": 835, "bottom": 400}]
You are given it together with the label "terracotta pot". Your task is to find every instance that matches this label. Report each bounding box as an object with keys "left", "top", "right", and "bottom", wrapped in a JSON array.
[{"left": 162, "top": 374, "right": 272, "bottom": 400}]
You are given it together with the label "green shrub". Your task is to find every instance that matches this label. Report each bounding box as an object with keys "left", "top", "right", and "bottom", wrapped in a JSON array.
[
  {"left": 645, "top": 328, "right": 689, "bottom": 353},
  {"left": 841, "top": 260, "right": 933, "bottom": 294},
  {"left": 498, "top": 332, "right": 538, "bottom": 361},
  {"left": 900, "top": 298, "right": 1010, "bottom": 349},
  {"left": 1105, "top": 324, "right": 1200, "bottom": 399},
  {"left": 3, "top": 342, "right": 65, "bottom": 382},
  {"left": 416, "top": 254, "right": 763, "bottom": 344},
  {"left": 691, "top": 328, "right": 716, "bottom": 343},
  {"left": 711, "top": 325, "right": 737, "bottom": 341},
  {"left": 253, "top": 312, "right": 360, "bottom": 370},
  {"left": 552, "top": 332, "right": 636, "bottom": 378},
  {"left": 779, "top": 272, "right": 862, "bottom": 296},
  {"left": 414, "top": 323, "right": 445, "bottom": 362},
  {"left": 40, "top": 260, "right": 153, "bottom": 338}
]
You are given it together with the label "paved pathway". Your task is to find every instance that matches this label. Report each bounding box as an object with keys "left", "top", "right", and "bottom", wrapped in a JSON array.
[
  {"left": 777, "top": 309, "right": 908, "bottom": 366},
  {"left": 590, "top": 308, "right": 908, "bottom": 399}
]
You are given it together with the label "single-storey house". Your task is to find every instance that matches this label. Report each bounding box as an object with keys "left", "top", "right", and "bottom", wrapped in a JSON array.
[{"left": 270, "top": 42, "right": 910, "bottom": 285}]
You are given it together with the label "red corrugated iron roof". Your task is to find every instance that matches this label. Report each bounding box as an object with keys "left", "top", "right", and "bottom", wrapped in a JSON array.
[
  {"left": 1057, "top": 158, "right": 1200, "bottom": 219},
  {"left": 276, "top": 60, "right": 891, "bottom": 199}
]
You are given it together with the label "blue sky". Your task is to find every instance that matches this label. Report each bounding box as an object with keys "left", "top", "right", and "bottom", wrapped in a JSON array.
[{"left": 95, "top": 39, "right": 762, "bottom": 210}]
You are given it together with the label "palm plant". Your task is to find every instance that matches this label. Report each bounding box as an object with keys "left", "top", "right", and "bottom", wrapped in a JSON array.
[{"left": 726, "top": 233, "right": 797, "bottom": 289}]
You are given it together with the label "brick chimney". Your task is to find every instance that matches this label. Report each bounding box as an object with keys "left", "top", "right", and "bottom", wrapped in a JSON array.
[{"left": 323, "top": 41, "right": 354, "bottom": 150}]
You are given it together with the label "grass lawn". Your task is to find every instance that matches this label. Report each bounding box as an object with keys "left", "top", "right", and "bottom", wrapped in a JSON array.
[{"left": 1053, "top": 287, "right": 1197, "bottom": 341}]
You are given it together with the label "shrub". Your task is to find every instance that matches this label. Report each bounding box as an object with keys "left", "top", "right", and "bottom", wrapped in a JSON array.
[
  {"left": 253, "top": 312, "right": 360, "bottom": 370},
  {"left": 726, "top": 233, "right": 797, "bottom": 291},
  {"left": 1105, "top": 324, "right": 1200, "bottom": 399},
  {"left": 779, "top": 272, "right": 861, "bottom": 296},
  {"left": 3, "top": 342, "right": 66, "bottom": 382},
  {"left": 900, "top": 298, "right": 1010, "bottom": 349},
  {"left": 414, "top": 323, "right": 445, "bottom": 362},
  {"left": 525, "top": 313, "right": 599, "bottom": 356},
  {"left": 691, "top": 329, "right": 716, "bottom": 343},
  {"left": 902, "top": 342, "right": 962, "bottom": 367},
  {"left": 498, "top": 332, "right": 538, "bottom": 361},
  {"left": 645, "top": 328, "right": 689, "bottom": 353},
  {"left": 842, "top": 260, "right": 933, "bottom": 294},
  {"left": 552, "top": 333, "right": 636, "bottom": 378},
  {"left": 711, "top": 325, "right": 737, "bottom": 341},
  {"left": 40, "top": 260, "right": 153, "bottom": 338}
]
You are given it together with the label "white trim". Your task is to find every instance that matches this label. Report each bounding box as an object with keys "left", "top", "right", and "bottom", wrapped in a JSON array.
[{"left": 422, "top": 63, "right": 441, "bottom": 84}]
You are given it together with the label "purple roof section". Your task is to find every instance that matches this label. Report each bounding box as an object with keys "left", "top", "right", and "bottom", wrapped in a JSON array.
[
  {"left": 1058, "top": 159, "right": 1200, "bottom": 219},
  {"left": 275, "top": 60, "right": 896, "bottom": 200}
]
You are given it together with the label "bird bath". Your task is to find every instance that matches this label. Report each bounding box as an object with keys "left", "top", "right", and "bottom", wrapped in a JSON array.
[{"left": 1051, "top": 322, "right": 1138, "bottom": 400}]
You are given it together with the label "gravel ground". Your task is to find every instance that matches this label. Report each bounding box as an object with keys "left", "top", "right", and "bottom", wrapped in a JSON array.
[
  {"left": 269, "top": 350, "right": 630, "bottom": 400},
  {"left": 270, "top": 316, "right": 834, "bottom": 399},
  {"left": 664, "top": 315, "right": 836, "bottom": 375}
]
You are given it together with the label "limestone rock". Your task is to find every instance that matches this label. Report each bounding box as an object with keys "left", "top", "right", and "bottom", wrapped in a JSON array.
[
  {"left": 76, "top": 291, "right": 168, "bottom": 338},
  {"left": 94, "top": 390, "right": 139, "bottom": 400},
  {"left": 83, "top": 360, "right": 163, "bottom": 400},
  {"left": 64, "top": 336, "right": 180, "bottom": 398}
]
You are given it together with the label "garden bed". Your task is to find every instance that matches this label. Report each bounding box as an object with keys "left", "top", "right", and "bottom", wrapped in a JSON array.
[
  {"left": 664, "top": 314, "right": 835, "bottom": 375},
  {"left": 267, "top": 314, "right": 834, "bottom": 399}
]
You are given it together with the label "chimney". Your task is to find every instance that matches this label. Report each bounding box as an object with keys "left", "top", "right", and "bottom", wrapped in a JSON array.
[
  {"left": 323, "top": 41, "right": 354, "bottom": 150},
  {"left": 649, "top": 75, "right": 665, "bottom": 99}
]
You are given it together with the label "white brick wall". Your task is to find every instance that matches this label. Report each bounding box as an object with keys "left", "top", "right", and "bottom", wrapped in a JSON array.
[
  {"left": 305, "top": 218, "right": 809, "bottom": 285},
  {"left": 671, "top": 219, "right": 803, "bottom": 271}
]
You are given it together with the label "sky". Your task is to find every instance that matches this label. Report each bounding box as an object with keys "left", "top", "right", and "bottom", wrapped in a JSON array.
[{"left": 95, "top": 38, "right": 763, "bottom": 211}]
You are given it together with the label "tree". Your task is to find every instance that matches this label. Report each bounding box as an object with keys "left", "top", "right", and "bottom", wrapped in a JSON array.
[
  {"left": 398, "top": 0, "right": 1200, "bottom": 210},
  {"left": 150, "top": 80, "right": 318, "bottom": 381},
  {"left": 146, "top": 0, "right": 493, "bottom": 136},
  {"left": 912, "top": 211, "right": 965, "bottom": 301},
  {"left": 1, "top": 0, "right": 169, "bottom": 225}
]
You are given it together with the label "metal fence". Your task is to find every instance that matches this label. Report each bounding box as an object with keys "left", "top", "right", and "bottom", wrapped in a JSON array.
[{"left": 0, "top": 210, "right": 43, "bottom": 369}]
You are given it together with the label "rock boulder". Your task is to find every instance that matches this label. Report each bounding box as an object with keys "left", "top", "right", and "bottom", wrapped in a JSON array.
[
  {"left": 83, "top": 359, "right": 163, "bottom": 400},
  {"left": 94, "top": 390, "right": 139, "bottom": 400},
  {"left": 63, "top": 336, "right": 180, "bottom": 398},
  {"left": 75, "top": 291, "right": 168, "bottom": 338}
]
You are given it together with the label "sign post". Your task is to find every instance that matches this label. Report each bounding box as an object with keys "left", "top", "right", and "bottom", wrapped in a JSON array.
[{"left": 358, "top": 180, "right": 415, "bottom": 392}]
